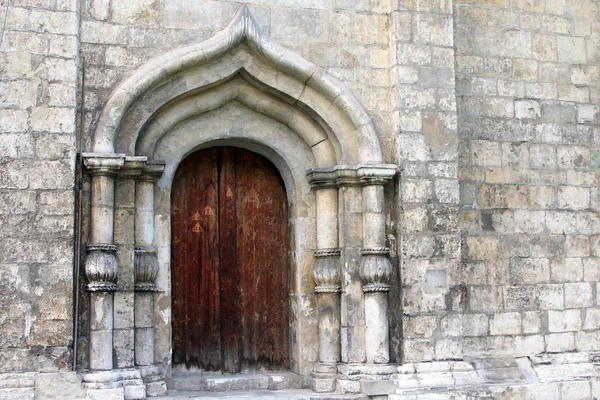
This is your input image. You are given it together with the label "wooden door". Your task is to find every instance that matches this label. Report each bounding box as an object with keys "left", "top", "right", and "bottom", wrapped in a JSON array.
[{"left": 171, "top": 147, "right": 289, "bottom": 372}]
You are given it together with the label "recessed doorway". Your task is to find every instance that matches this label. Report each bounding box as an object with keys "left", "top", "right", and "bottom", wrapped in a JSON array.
[{"left": 171, "top": 146, "right": 290, "bottom": 373}]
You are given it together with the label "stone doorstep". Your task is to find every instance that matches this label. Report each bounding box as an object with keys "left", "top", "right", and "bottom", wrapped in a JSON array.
[
  {"left": 170, "top": 372, "right": 304, "bottom": 392},
  {"left": 0, "top": 387, "right": 35, "bottom": 400},
  {"left": 0, "top": 373, "right": 36, "bottom": 389},
  {"left": 158, "top": 389, "right": 368, "bottom": 399}
]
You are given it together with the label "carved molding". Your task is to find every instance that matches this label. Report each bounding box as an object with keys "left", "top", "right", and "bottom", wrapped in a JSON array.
[
  {"left": 360, "top": 247, "right": 392, "bottom": 293},
  {"left": 134, "top": 246, "right": 159, "bottom": 292},
  {"left": 313, "top": 248, "right": 341, "bottom": 293},
  {"left": 307, "top": 164, "right": 397, "bottom": 190},
  {"left": 85, "top": 244, "right": 118, "bottom": 292}
]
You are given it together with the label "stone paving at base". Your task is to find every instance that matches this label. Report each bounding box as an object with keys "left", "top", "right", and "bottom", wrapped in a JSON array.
[{"left": 159, "top": 390, "right": 367, "bottom": 400}]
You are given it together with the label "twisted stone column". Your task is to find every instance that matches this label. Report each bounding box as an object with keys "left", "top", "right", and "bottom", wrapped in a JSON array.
[
  {"left": 83, "top": 153, "right": 125, "bottom": 371},
  {"left": 134, "top": 162, "right": 164, "bottom": 366},
  {"left": 358, "top": 165, "right": 396, "bottom": 364}
]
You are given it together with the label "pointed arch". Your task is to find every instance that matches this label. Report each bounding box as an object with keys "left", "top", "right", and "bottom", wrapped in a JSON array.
[{"left": 92, "top": 4, "right": 384, "bottom": 165}]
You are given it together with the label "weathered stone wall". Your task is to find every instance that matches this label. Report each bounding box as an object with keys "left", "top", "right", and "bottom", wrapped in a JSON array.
[
  {"left": 391, "top": 0, "right": 462, "bottom": 362},
  {"left": 2, "top": 0, "right": 600, "bottom": 386},
  {"left": 451, "top": 0, "right": 600, "bottom": 359},
  {"left": 0, "top": 0, "right": 78, "bottom": 372}
]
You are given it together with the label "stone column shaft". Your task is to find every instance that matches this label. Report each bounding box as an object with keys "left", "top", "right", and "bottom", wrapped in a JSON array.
[
  {"left": 134, "top": 162, "right": 164, "bottom": 366},
  {"left": 84, "top": 153, "right": 125, "bottom": 371},
  {"left": 359, "top": 165, "right": 396, "bottom": 365},
  {"left": 314, "top": 188, "right": 341, "bottom": 364}
]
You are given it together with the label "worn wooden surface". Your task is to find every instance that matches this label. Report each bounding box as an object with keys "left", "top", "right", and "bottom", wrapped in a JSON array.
[{"left": 171, "top": 147, "right": 289, "bottom": 372}]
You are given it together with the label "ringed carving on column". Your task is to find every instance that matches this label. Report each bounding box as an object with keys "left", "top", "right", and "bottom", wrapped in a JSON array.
[{"left": 92, "top": 4, "right": 385, "bottom": 167}]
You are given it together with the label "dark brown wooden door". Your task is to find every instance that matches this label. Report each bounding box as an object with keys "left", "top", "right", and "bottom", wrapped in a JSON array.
[{"left": 171, "top": 147, "right": 289, "bottom": 372}]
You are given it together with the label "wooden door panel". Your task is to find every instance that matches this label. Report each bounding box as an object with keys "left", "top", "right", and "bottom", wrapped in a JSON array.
[
  {"left": 171, "top": 147, "right": 289, "bottom": 372},
  {"left": 236, "top": 149, "right": 289, "bottom": 370},
  {"left": 172, "top": 149, "right": 221, "bottom": 370}
]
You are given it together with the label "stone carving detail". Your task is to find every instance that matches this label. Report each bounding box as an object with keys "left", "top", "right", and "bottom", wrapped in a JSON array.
[
  {"left": 134, "top": 246, "right": 159, "bottom": 291},
  {"left": 313, "top": 249, "right": 341, "bottom": 293},
  {"left": 360, "top": 247, "right": 391, "bottom": 292},
  {"left": 85, "top": 244, "right": 118, "bottom": 292}
]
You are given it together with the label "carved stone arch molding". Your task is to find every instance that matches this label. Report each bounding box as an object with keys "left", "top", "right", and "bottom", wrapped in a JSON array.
[{"left": 82, "top": 4, "right": 397, "bottom": 397}]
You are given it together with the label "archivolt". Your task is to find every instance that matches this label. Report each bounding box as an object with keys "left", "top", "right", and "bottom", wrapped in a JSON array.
[{"left": 92, "top": 4, "right": 384, "bottom": 165}]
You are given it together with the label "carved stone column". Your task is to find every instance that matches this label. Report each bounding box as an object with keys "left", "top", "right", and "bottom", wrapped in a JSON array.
[
  {"left": 134, "top": 162, "right": 164, "bottom": 367},
  {"left": 83, "top": 153, "right": 125, "bottom": 371},
  {"left": 358, "top": 165, "right": 396, "bottom": 364},
  {"left": 307, "top": 170, "right": 341, "bottom": 392}
]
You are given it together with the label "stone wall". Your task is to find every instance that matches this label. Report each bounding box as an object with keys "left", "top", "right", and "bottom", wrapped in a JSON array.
[
  {"left": 0, "top": 0, "right": 78, "bottom": 372},
  {"left": 1, "top": 0, "right": 599, "bottom": 390},
  {"left": 452, "top": 0, "right": 600, "bottom": 359}
]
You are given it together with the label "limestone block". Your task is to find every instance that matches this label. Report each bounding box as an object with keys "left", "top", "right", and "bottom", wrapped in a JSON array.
[
  {"left": 35, "top": 134, "right": 75, "bottom": 160},
  {"left": 81, "top": 21, "right": 126, "bottom": 45},
  {"left": 414, "top": 13, "right": 453, "bottom": 47},
  {"left": 537, "top": 284, "right": 564, "bottom": 310},
  {"left": 548, "top": 310, "right": 582, "bottom": 333},
  {"left": 490, "top": 312, "right": 521, "bottom": 336},
  {"left": 397, "top": 43, "right": 432, "bottom": 66},
  {"left": 440, "top": 313, "right": 488, "bottom": 337},
  {"left": 271, "top": 8, "right": 326, "bottom": 42},
  {"left": 0, "top": 190, "right": 36, "bottom": 214},
  {"left": 533, "top": 33, "right": 558, "bottom": 62},
  {"left": 29, "top": 161, "right": 73, "bottom": 190},
  {"left": 559, "top": 381, "right": 592, "bottom": 400},
  {"left": 0, "top": 109, "right": 29, "bottom": 132},
  {"left": 577, "top": 104, "right": 598, "bottom": 123},
  {"left": 564, "top": 282, "right": 594, "bottom": 308},
  {"left": 541, "top": 102, "right": 576, "bottom": 123},
  {"left": 145, "top": 381, "right": 166, "bottom": 397},
  {"left": 44, "top": 58, "right": 77, "bottom": 83},
  {"left": 355, "top": 14, "right": 389, "bottom": 45},
  {"left": 86, "top": 388, "right": 124, "bottom": 400},
  {"left": 557, "top": 186, "right": 590, "bottom": 210},
  {"left": 515, "top": 99, "right": 541, "bottom": 119},
  {"left": 31, "top": 107, "right": 76, "bottom": 133},
  {"left": 402, "top": 339, "right": 434, "bottom": 362},
  {"left": 557, "top": 36, "right": 587, "bottom": 64},
  {"left": 35, "top": 372, "right": 86, "bottom": 400},
  {"left": 111, "top": 0, "right": 157, "bottom": 25},
  {"left": 546, "top": 211, "right": 578, "bottom": 235},
  {"left": 401, "top": 178, "right": 433, "bottom": 203}
]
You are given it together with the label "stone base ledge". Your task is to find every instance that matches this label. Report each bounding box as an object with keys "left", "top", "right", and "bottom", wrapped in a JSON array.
[{"left": 394, "top": 352, "right": 600, "bottom": 398}]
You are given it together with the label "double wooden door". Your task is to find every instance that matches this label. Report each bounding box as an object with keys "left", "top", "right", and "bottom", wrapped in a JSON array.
[{"left": 171, "top": 147, "right": 289, "bottom": 372}]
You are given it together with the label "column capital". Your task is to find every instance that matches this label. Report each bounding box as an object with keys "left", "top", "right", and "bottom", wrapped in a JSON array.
[
  {"left": 357, "top": 164, "right": 397, "bottom": 185},
  {"left": 139, "top": 160, "right": 166, "bottom": 183},
  {"left": 307, "top": 164, "right": 397, "bottom": 189},
  {"left": 83, "top": 153, "right": 126, "bottom": 176},
  {"left": 119, "top": 156, "right": 148, "bottom": 179}
]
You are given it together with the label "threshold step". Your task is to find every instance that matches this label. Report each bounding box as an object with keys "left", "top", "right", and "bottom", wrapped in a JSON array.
[
  {"left": 159, "top": 389, "right": 368, "bottom": 400},
  {"left": 171, "top": 372, "right": 303, "bottom": 392}
]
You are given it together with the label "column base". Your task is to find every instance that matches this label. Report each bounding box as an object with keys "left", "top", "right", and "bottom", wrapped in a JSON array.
[
  {"left": 81, "top": 369, "right": 146, "bottom": 400},
  {"left": 138, "top": 365, "right": 167, "bottom": 397},
  {"left": 337, "top": 363, "right": 397, "bottom": 395},
  {"left": 309, "top": 363, "right": 337, "bottom": 393}
]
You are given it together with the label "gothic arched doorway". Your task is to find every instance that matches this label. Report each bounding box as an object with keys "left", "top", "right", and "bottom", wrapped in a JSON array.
[{"left": 171, "top": 146, "right": 290, "bottom": 373}]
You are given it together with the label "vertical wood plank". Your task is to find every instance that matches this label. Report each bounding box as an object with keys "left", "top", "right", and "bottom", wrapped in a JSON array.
[{"left": 219, "top": 147, "right": 241, "bottom": 373}]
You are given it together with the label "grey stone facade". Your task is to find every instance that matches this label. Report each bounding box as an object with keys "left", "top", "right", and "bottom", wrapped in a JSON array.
[{"left": 0, "top": 0, "right": 599, "bottom": 399}]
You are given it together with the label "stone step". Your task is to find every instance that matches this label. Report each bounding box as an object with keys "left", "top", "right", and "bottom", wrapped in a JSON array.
[
  {"left": 0, "top": 387, "right": 35, "bottom": 400},
  {"left": 159, "top": 389, "right": 368, "bottom": 400},
  {"left": 0, "top": 373, "right": 35, "bottom": 389},
  {"left": 171, "top": 372, "right": 303, "bottom": 392}
]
